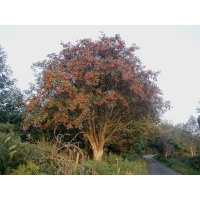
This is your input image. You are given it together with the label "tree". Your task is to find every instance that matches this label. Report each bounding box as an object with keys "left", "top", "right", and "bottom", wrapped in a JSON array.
[
  {"left": 0, "top": 45, "right": 24, "bottom": 130},
  {"left": 23, "top": 34, "right": 170, "bottom": 160},
  {"left": 103, "top": 115, "right": 159, "bottom": 156},
  {"left": 0, "top": 46, "right": 14, "bottom": 91},
  {"left": 156, "top": 122, "right": 175, "bottom": 157},
  {"left": 196, "top": 101, "right": 200, "bottom": 128},
  {"left": 196, "top": 101, "right": 200, "bottom": 112},
  {"left": 170, "top": 124, "right": 188, "bottom": 156},
  {"left": 197, "top": 115, "right": 200, "bottom": 129},
  {"left": 182, "top": 116, "right": 200, "bottom": 156}
]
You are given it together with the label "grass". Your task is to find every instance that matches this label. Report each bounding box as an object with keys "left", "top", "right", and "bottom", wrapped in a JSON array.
[
  {"left": 154, "top": 155, "right": 200, "bottom": 175},
  {"left": 81, "top": 153, "right": 148, "bottom": 175}
]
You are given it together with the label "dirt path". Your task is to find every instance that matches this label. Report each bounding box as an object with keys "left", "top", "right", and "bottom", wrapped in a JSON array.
[{"left": 144, "top": 155, "right": 181, "bottom": 175}]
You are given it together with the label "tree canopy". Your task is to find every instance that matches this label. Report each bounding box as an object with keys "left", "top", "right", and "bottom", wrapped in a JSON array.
[
  {"left": 0, "top": 45, "right": 23, "bottom": 127},
  {"left": 196, "top": 102, "right": 200, "bottom": 128},
  {"left": 23, "top": 34, "right": 170, "bottom": 160}
]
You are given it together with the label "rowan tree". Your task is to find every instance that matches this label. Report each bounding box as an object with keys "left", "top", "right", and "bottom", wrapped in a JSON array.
[{"left": 23, "top": 34, "right": 170, "bottom": 160}]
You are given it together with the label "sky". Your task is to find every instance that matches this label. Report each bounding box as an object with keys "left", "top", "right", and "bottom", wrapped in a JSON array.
[{"left": 0, "top": 25, "right": 200, "bottom": 125}]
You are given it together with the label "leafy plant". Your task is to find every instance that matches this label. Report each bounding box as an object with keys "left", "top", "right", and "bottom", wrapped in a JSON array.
[
  {"left": 155, "top": 155, "right": 200, "bottom": 175},
  {"left": 81, "top": 153, "right": 148, "bottom": 175},
  {"left": 0, "top": 130, "right": 43, "bottom": 174},
  {"left": 10, "top": 160, "right": 45, "bottom": 175}
]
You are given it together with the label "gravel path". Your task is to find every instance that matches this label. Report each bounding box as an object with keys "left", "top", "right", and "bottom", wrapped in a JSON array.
[{"left": 144, "top": 155, "right": 181, "bottom": 175}]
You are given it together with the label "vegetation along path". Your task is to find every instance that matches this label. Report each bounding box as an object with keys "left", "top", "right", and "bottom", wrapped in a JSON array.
[{"left": 144, "top": 155, "right": 181, "bottom": 175}]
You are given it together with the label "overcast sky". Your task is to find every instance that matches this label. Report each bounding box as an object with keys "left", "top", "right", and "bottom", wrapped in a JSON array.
[{"left": 0, "top": 25, "right": 200, "bottom": 124}]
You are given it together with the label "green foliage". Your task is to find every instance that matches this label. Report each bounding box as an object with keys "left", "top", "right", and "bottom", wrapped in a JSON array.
[
  {"left": 0, "top": 45, "right": 14, "bottom": 91},
  {"left": 153, "top": 118, "right": 200, "bottom": 158},
  {"left": 0, "top": 45, "right": 24, "bottom": 136},
  {"left": 191, "top": 156, "right": 200, "bottom": 170},
  {"left": 105, "top": 117, "right": 161, "bottom": 157},
  {"left": 197, "top": 115, "right": 200, "bottom": 128},
  {"left": 10, "top": 160, "right": 45, "bottom": 175},
  {"left": 0, "top": 130, "right": 43, "bottom": 174},
  {"left": 0, "top": 123, "right": 15, "bottom": 133},
  {"left": 122, "top": 150, "right": 142, "bottom": 161},
  {"left": 155, "top": 155, "right": 200, "bottom": 175},
  {"left": 130, "top": 134, "right": 148, "bottom": 156},
  {"left": 82, "top": 153, "right": 148, "bottom": 175},
  {"left": 0, "top": 130, "right": 148, "bottom": 175}
]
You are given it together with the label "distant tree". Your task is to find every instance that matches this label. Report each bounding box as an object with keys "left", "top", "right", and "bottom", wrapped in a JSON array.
[
  {"left": 0, "top": 46, "right": 14, "bottom": 90},
  {"left": 169, "top": 124, "right": 187, "bottom": 156},
  {"left": 196, "top": 102, "right": 200, "bottom": 128},
  {"left": 196, "top": 101, "right": 200, "bottom": 112},
  {"left": 157, "top": 118, "right": 200, "bottom": 158},
  {"left": 23, "top": 34, "right": 170, "bottom": 160},
  {"left": 0, "top": 45, "right": 24, "bottom": 130},
  {"left": 157, "top": 122, "right": 175, "bottom": 157},
  {"left": 182, "top": 116, "right": 200, "bottom": 156},
  {"left": 197, "top": 116, "right": 200, "bottom": 129},
  {"left": 184, "top": 116, "right": 198, "bottom": 133}
]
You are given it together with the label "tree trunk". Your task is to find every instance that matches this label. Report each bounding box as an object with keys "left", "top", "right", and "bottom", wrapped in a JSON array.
[
  {"left": 89, "top": 140, "right": 104, "bottom": 161},
  {"left": 163, "top": 150, "right": 168, "bottom": 158},
  {"left": 85, "top": 128, "right": 105, "bottom": 161},
  {"left": 191, "top": 146, "right": 194, "bottom": 157},
  {"left": 92, "top": 147, "right": 104, "bottom": 161}
]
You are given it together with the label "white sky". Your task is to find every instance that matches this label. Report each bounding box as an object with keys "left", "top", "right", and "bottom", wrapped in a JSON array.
[{"left": 0, "top": 25, "right": 200, "bottom": 125}]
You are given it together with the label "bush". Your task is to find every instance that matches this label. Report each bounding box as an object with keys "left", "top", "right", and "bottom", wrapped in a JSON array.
[
  {"left": 191, "top": 156, "right": 200, "bottom": 170},
  {"left": 155, "top": 155, "right": 200, "bottom": 175},
  {"left": 81, "top": 153, "right": 148, "bottom": 175},
  {"left": 122, "top": 150, "right": 142, "bottom": 161},
  {"left": 10, "top": 160, "right": 45, "bottom": 175},
  {"left": 0, "top": 123, "right": 14, "bottom": 133},
  {"left": 0, "top": 131, "right": 43, "bottom": 174}
]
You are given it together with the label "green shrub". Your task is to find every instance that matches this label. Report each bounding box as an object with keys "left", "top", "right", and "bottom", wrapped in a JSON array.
[
  {"left": 191, "top": 156, "right": 200, "bottom": 170},
  {"left": 0, "top": 131, "right": 43, "bottom": 174},
  {"left": 155, "top": 155, "right": 200, "bottom": 175},
  {"left": 122, "top": 152, "right": 141, "bottom": 161},
  {"left": 80, "top": 153, "right": 148, "bottom": 175},
  {"left": 0, "top": 123, "right": 15, "bottom": 133},
  {"left": 10, "top": 160, "right": 45, "bottom": 175}
]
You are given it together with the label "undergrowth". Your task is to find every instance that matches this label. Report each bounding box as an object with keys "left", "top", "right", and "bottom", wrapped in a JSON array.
[
  {"left": 0, "top": 131, "right": 148, "bottom": 175},
  {"left": 79, "top": 153, "right": 148, "bottom": 175},
  {"left": 154, "top": 155, "right": 200, "bottom": 175}
]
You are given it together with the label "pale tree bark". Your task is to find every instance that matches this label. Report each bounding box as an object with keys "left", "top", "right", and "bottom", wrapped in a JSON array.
[
  {"left": 87, "top": 134, "right": 105, "bottom": 161},
  {"left": 92, "top": 145, "right": 104, "bottom": 161},
  {"left": 163, "top": 151, "right": 168, "bottom": 158},
  {"left": 190, "top": 145, "right": 196, "bottom": 157},
  {"left": 85, "top": 118, "right": 105, "bottom": 161},
  {"left": 191, "top": 146, "right": 194, "bottom": 157}
]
